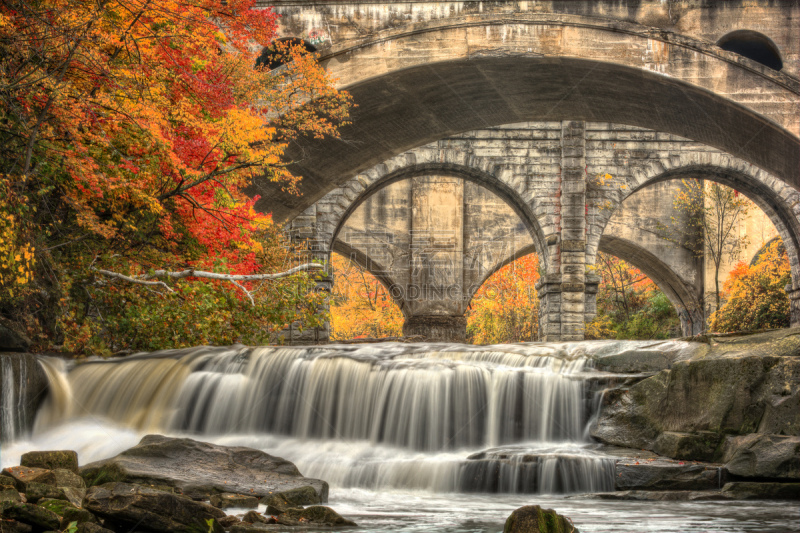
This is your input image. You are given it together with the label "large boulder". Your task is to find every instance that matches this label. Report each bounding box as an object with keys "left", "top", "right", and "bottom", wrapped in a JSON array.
[
  {"left": 80, "top": 434, "right": 328, "bottom": 501},
  {"left": 592, "top": 329, "right": 800, "bottom": 457},
  {"left": 83, "top": 482, "right": 225, "bottom": 533},
  {"left": 721, "top": 434, "right": 800, "bottom": 479},
  {"left": 0, "top": 324, "right": 31, "bottom": 352},
  {"left": 0, "top": 353, "right": 49, "bottom": 442},
  {"left": 503, "top": 505, "right": 579, "bottom": 533},
  {"left": 21, "top": 451, "right": 79, "bottom": 474}
]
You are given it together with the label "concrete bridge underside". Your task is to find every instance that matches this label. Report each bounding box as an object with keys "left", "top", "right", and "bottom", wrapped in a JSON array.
[
  {"left": 288, "top": 122, "right": 798, "bottom": 342},
  {"left": 255, "top": 1, "right": 800, "bottom": 342}
]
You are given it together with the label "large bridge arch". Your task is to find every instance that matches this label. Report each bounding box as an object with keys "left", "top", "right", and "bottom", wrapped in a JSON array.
[{"left": 249, "top": 14, "right": 800, "bottom": 222}]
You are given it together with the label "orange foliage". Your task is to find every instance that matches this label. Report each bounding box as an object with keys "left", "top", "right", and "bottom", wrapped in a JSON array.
[
  {"left": 466, "top": 254, "right": 540, "bottom": 344},
  {"left": 711, "top": 240, "right": 791, "bottom": 332},
  {"left": 330, "top": 254, "right": 404, "bottom": 340}
]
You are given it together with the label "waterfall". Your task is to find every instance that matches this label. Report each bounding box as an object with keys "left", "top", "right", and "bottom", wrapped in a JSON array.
[{"left": 27, "top": 342, "right": 624, "bottom": 494}]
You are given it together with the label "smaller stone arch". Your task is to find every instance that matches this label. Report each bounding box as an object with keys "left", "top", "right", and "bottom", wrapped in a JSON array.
[
  {"left": 598, "top": 235, "right": 704, "bottom": 336},
  {"left": 324, "top": 162, "right": 551, "bottom": 273},
  {"left": 717, "top": 30, "right": 783, "bottom": 71},
  {"left": 750, "top": 237, "right": 786, "bottom": 266}
]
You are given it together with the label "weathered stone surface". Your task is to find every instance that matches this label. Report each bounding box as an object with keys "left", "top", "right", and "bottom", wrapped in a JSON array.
[
  {"left": 615, "top": 460, "right": 723, "bottom": 491},
  {"left": 0, "top": 474, "right": 16, "bottom": 489},
  {"left": 80, "top": 435, "right": 328, "bottom": 502},
  {"left": 277, "top": 506, "right": 357, "bottom": 527},
  {"left": 0, "top": 487, "right": 22, "bottom": 503},
  {"left": 263, "top": 485, "right": 320, "bottom": 512},
  {"left": 83, "top": 482, "right": 225, "bottom": 533},
  {"left": 218, "top": 515, "right": 241, "bottom": 528},
  {"left": 652, "top": 432, "right": 722, "bottom": 462},
  {"left": 53, "top": 469, "right": 86, "bottom": 489},
  {"left": 0, "top": 502, "right": 61, "bottom": 530},
  {"left": 60, "top": 506, "right": 99, "bottom": 528},
  {"left": 588, "top": 490, "right": 729, "bottom": 501},
  {"left": 721, "top": 434, "right": 800, "bottom": 480},
  {"left": 592, "top": 329, "right": 800, "bottom": 456},
  {"left": 721, "top": 481, "right": 800, "bottom": 500},
  {"left": 208, "top": 492, "right": 258, "bottom": 509},
  {"left": 242, "top": 510, "right": 269, "bottom": 524},
  {"left": 1, "top": 467, "right": 56, "bottom": 492},
  {"left": 503, "top": 505, "right": 579, "bottom": 533},
  {"left": 20, "top": 451, "right": 79, "bottom": 474}
]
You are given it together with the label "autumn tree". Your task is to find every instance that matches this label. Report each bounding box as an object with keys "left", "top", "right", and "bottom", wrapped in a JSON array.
[
  {"left": 0, "top": 0, "right": 351, "bottom": 353},
  {"left": 587, "top": 253, "right": 680, "bottom": 340},
  {"left": 665, "top": 180, "right": 751, "bottom": 314},
  {"left": 466, "top": 254, "right": 540, "bottom": 344},
  {"left": 329, "top": 253, "right": 404, "bottom": 340},
  {"left": 710, "top": 240, "right": 791, "bottom": 332}
]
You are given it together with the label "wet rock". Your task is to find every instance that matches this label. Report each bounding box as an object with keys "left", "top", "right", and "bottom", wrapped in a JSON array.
[
  {"left": 588, "top": 490, "right": 729, "bottom": 501},
  {"left": 230, "top": 524, "right": 278, "bottom": 532},
  {"left": 83, "top": 482, "right": 225, "bottom": 533},
  {"left": 0, "top": 520, "right": 33, "bottom": 533},
  {"left": 218, "top": 515, "right": 242, "bottom": 527},
  {"left": 615, "top": 459, "right": 723, "bottom": 491},
  {"left": 21, "top": 451, "right": 79, "bottom": 474},
  {"left": 81, "top": 435, "right": 328, "bottom": 502},
  {"left": 592, "top": 343, "right": 686, "bottom": 373},
  {"left": 277, "top": 506, "right": 357, "bottom": 527},
  {"left": 263, "top": 485, "right": 320, "bottom": 513},
  {"left": 242, "top": 510, "right": 269, "bottom": 524},
  {"left": 0, "top": 487, "right": 23, "bottom": 503},
  {"left": 37, "top": 497, "right": 81, "bottom": 519},
  {"left": 60, "top": 506, "right": 99, "bottom": 528},
  {"left": 592, "top": 329, "right": 800, "bottom": 456},
  {"left": 721, "top": 434, "right": 800, "bottom": 479},
  {"left": 1, "top": 467, "right": 56, "bottom": 492},
  {"left": 503, "top": 505, "right": 579, "bottom": 533},
  {"left": 209, "top": 492, "right": 258, "bottom": 509},
  {"left": 53, "top": 469, "right": 86, "bottom": 489},
  {"left": 0, "top": 353, "right": 48, "bottom": 442},
  {"left": 23, "top": 482, "right": 84, "bottom": 507},
  {"left": 652, "top": 432, "right": 722, "bottom": 462},
  {"left": 721, "top": 481, "right": 800, "bottom": 500},
  {"left": 0, "top": 502, "right": 61, "bottom": 531}
]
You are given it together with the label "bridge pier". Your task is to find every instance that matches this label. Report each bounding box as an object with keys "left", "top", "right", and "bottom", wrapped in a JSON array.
[
  {"left": 787, "top": 285, "right": 800, "bottom": 328},
  {"left": 402, "top": 315, "right": 467, "bottom": 343}
]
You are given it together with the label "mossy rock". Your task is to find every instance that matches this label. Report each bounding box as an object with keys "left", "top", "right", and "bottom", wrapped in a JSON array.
[
  {"left": 53, "top": 469, "right": 86, "bottom": 489},
  {"left": 61, "top": 506, "right": 99, "bottom": 527},
  {"left": 0, "top": 474, "right": 16, "bottom": 489},
  {"left": 504, "top": 505, "right": 579, "bottom": 533},
  {"left": 0, "top": 501, "right": 61, "bottom": 530},
  {"left": 209, "top": 492, "right": 258, "bottom": 509},
  {"left": 21, "top": 451, "right": 79, "bottom": 474},
  {"left": 23, "top": 482, "right": 65, "bottom": 503},
  {"left": 37, "top": 497, "right": 77, "bottom": 516}
]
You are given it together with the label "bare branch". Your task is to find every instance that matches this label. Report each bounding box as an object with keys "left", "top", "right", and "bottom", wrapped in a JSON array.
[{"left": 95, "top": 269, "right": 175, "bottom": 292}]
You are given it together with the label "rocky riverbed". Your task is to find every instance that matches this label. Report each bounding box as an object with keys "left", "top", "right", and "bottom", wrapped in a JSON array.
[{"left": 1, "top": 436, "right": 356, "bottom": 532}]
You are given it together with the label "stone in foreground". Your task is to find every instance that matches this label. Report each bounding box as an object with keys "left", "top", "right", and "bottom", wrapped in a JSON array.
[
  {"left": 1, "top": 466, "right": 56, "bottom": 492},
  {"left": 80, "top": 434, "right": 328, "bottom": 501},
  {"left": 277, "top": 506, "right": 357, "bottom": 527},
  {"left": 209, "top": 492, "right": 258, "bottom": 509},
  {"left": 504, "top": 505, "right": 579, "bottom": 533},
  {"left": 0, "top": 501, "right": 61, "bottom": 531},
  {"left": 84, "top": 482, "right": 225, "bottom": 533},
  {"left": 20, "top": 450, "right": 79, "bottom": 474}
]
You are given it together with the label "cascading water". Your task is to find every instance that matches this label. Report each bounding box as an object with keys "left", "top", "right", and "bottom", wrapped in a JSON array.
[{"left": 23, "top": 342, "right": 618, "bottom": 494}]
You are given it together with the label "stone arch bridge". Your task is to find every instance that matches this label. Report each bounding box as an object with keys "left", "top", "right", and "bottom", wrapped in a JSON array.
[{"left": 245, "top": 0, "right": 800, "bottom": 342}]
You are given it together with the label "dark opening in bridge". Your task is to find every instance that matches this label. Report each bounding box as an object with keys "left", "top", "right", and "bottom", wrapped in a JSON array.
[
  {"left": 717, "top": 30, "right": 783, "bottom": 71},
  {"left": 256, "top": 38, "right": 317, "bottom": 70}
]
